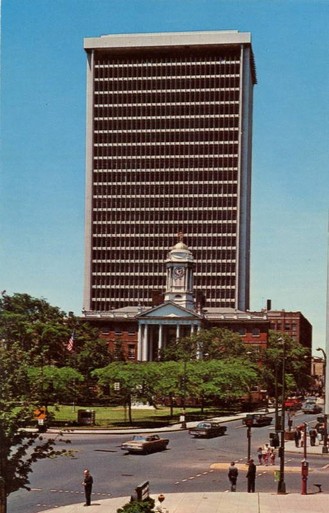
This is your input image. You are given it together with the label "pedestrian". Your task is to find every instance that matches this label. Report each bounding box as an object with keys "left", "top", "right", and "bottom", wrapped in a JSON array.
[
  {"left": 257, "top": 446, "right": 263, "bottom": 465},
  {"left": 294, "top": 428, "right": 301, "bottom": 448},
  {"left": 309, "top": 428, "right": 317, "bottom": 446},
  {"left": 246, "top": 459, "right": 256, "bottom": 493},
  {"left": 270, "top": 448, "right": 276, "bottom": 465},
  {"left": 262, "top": 443, "right": 270, "bottom": 465},
  {"left": 82, "top": 469, "right": 93, "bottom": 506},
  {"left": 154, "top": 494, "right": 167, "bottom": 513},
  {"left": 228, "top": 461, "right": 239, "bottom": 491}
]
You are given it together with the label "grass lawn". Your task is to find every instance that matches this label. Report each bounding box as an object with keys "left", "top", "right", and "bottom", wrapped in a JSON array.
[{"left": 46, "top": 405, "right": 224, "bottom": 429}]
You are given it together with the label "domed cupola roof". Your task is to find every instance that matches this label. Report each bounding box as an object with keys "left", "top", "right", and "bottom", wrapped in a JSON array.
[{"left": 167, "top": 234, "right": 193, "bottom": 263}]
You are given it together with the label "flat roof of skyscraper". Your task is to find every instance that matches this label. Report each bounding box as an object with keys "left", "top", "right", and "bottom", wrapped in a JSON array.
[{"left": 84, "top": 30, "right": 252, "bottom": 50}]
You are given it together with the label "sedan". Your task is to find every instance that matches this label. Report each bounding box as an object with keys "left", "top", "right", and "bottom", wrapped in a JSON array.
[
  {"left": 242, "top": 413, "right": 273, "bottom": 427},
  {"left": 121, "top": 434, "right": 169, "bottom": 454},
  {"left": 284, "top": 397, "right": 302, "bottom": 410},
  {"left": 189, "top": 421, "right": 227, "bottom": 438},
  {"left": 302, "top": 403, "right": 322, "bottom": 414}
]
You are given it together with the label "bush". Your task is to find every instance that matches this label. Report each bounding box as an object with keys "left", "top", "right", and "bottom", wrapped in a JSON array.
[{"left": 117, "top": 497, "right": 155, "bottom": 513}]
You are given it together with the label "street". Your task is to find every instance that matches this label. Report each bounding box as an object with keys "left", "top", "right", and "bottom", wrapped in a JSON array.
[{"left": 8, "top": 412, "right": 329, "bottom": 513}]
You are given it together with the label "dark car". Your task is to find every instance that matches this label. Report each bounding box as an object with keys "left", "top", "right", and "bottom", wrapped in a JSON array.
[
  {"left": 121, "top": 434, "right": 169, "bottom": 454},
  {"left": 242, "top": 413, "right": 273, "bottom": 427},
  {"left": 189, "top": 421, "right": 227, "bottom": 438}
]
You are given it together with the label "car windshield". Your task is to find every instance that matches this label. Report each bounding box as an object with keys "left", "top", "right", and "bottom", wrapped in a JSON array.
[{"left": 133, "top": 436, "right": 146, "bottom": 441}]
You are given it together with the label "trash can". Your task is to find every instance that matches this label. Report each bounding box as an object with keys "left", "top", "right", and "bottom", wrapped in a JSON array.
[{"left": 77, "top": 409, "right": 95, "bottom": 426}]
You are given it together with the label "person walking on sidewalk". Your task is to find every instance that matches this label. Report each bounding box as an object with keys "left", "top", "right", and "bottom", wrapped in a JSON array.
[
  {"left": 82, "top": 468, "right": 93, "bottom": 506},
  {"left": 246, "top": 459, "right": 256, "bottom": 493},
  {"left": 294, "top": 427, "right": 301, "bottom": 447},
  {"left": 228, "top": 461, "right": 239, "bottom": 491},
  {"left": 309, "top": 427, "right": 317, "bottom": 446}
]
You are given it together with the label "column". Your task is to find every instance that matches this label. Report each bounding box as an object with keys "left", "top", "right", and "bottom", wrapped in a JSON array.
[
  {"left": 142, "top": 324, "right": 148, "bottom": 361},
  {"left": 158, "top": 324, "right": 163, "bottom": 358},
  {"left": 137, "top": 324, "right": 143, "bottom": 361}
]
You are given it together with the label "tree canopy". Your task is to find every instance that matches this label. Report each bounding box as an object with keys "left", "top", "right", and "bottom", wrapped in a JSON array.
[
  {"left": 261, "top": 331, "right": 310, "bottom": 397},
  {"left": 161, "top": 327, "right": 249, "bottom": 361},
  {"left": 0, "top": 340, "right": 73, "bottom": 509}
]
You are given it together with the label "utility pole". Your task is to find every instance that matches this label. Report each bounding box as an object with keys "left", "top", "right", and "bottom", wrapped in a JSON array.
[{"left": 277, "top": 337, "right": 286, "bottom": 494}]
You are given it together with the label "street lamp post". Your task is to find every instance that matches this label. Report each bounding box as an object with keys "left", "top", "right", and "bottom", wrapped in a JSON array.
[
  {"left": 274, "top": 361, "right": 280, "bottom": 431},
  {"left": 316, "top": 348, "right": 328, "bottom": 453},
  {"left": 277, "top": 337, "right": 286, "bottom": 494},
  {"left": 180, "top": 359, "right": 187, "bottom": 429},
  {"left": 245, "top": 418, "right": 253, "bottom": 461},
  {"left": 301, "top": 423, "right": 309, "bottom": 495}
]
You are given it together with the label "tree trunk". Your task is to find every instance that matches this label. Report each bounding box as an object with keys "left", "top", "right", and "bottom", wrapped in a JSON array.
[{"left": 127, "top": 394, "right": 133, "bottom": 424}]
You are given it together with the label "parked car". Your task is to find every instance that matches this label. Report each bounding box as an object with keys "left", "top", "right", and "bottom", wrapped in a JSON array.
[
  {"left": 121, "top": 434, "right": 169, "bottom": 454},
  {"left": 302, "top": 403, "right": 322, "bottom": 414},
  {"left": 189, "top": 421, "right": 227, "bottom": 438},
  {"left": 242, "top": 413, "right": 273, "bottom": 427},
  {"left": 304, "top": 396, "right": 317, "bottom": 404}
]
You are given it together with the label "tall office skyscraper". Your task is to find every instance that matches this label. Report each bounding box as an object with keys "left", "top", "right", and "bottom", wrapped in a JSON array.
[{"left": 83, "top": 31, "right": 256, "bottom": 313}]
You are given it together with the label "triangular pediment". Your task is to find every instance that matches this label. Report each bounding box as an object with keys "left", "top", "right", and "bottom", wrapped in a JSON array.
[{"left": 137, "top": 301, "right": 201, "bottom": 319}]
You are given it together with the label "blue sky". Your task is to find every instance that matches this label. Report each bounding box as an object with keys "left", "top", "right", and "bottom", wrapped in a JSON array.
[{"left": 1, "top": 0, "right": 328, "bottom": 352}]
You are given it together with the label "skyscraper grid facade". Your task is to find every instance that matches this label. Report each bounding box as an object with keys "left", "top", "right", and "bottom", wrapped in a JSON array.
[{"left": 83, "top": 31, "right": 257, "bottom": 313}]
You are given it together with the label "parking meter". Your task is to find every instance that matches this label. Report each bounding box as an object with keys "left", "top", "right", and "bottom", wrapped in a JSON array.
[{"left": 301, "top": 460, "right": 309, "bottom": 477}]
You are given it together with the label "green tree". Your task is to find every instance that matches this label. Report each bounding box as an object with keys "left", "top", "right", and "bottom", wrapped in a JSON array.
[
  {"left": 0, "top": 293, "right": 113, "bottom": 403},
  {"left": 27, "top": 365, "right": 84, "bottom": 407},
  {"left": 261, "top": 331, "right": 310, "bottom": 398},
  {"left": 0, "top": 293, "right": 68, "bottom": 365},
  {"left": 0, "top": 342, "right": 73, "bottom": 513},
  {"left": 92, "top": 362, "right": 147, "bottom": 423},
  {"left": 161, "top": 327, "right": 247, "bottom": 361},
  {"left": 152, "top": 361, "right": 181, "bottom": 416}
]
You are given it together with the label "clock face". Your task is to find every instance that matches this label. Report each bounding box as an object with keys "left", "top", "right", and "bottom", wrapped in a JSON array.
[{"left": 173, "top": 266, "right": 185, "bottom": 279}]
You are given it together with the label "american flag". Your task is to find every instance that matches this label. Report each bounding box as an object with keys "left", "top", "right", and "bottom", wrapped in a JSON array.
[{"left": 66, "top": 333, "right": 74, "bottom": 352}]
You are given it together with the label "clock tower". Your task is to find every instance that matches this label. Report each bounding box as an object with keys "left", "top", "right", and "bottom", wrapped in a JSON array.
[{"left": 164, "top": 234, "right": 195, "bottom": 310}]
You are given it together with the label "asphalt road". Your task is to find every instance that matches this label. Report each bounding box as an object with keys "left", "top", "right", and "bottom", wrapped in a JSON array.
[{"left": 7, "top": 412, "right": 328, "bottom": 513}]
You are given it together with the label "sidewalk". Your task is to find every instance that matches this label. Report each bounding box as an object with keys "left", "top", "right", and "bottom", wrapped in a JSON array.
[{"left": 37, "top": 491, "right": 328, "bottom": 513}]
